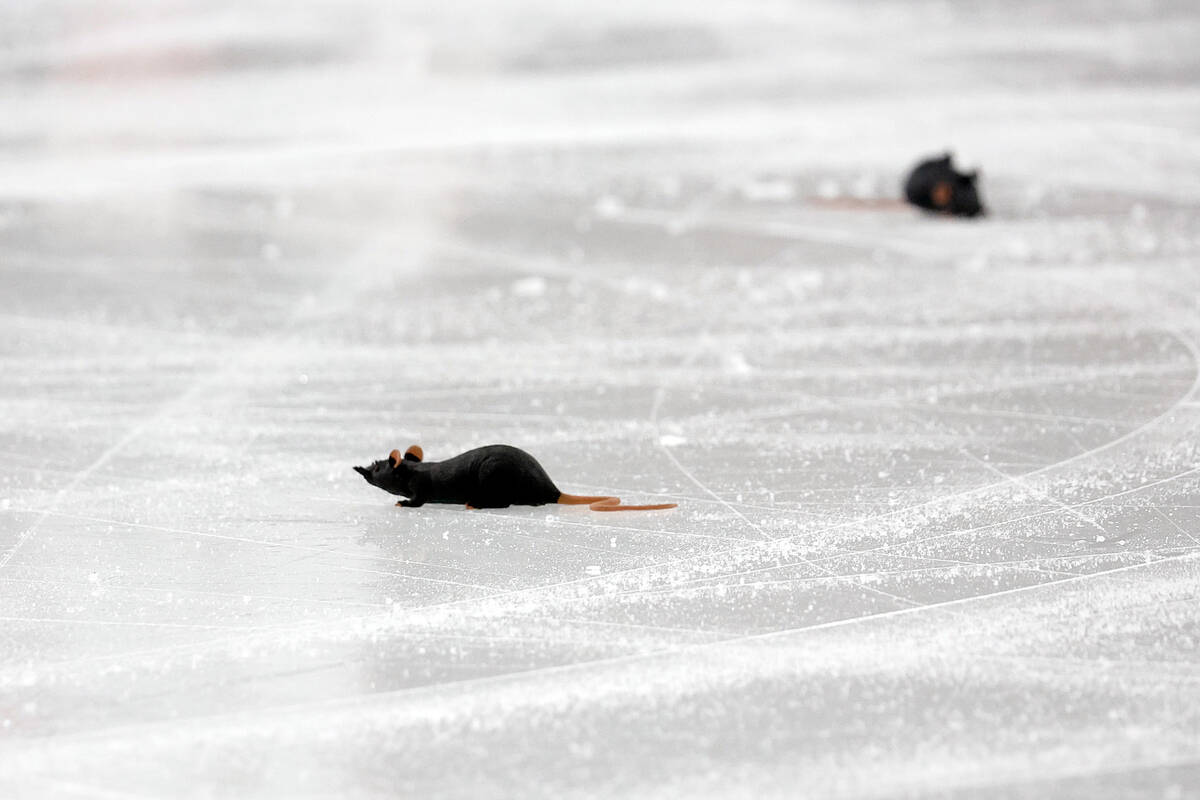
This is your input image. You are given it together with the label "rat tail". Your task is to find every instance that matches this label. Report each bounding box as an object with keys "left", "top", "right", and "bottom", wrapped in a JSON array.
[{"left": 557, "top": 493, "right": 677, "bottom": 512}]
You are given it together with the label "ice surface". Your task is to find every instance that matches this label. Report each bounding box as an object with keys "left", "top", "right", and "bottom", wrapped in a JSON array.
[{"left": 2, "top": 1, "right": 1200, "bottom": 797}]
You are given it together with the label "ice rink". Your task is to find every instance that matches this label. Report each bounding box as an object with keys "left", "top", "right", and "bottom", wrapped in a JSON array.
[{"left": 2, "top": 1, "right": 1199, "bottom": 797}]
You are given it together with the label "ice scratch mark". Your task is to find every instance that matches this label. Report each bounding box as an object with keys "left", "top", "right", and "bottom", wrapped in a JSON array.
[
  {"left": 837, "top": 465, "right": 1200, "bottom": 566},
  {"left": 650, "top": 389, "right": 775, "bottom": 541},
  {"left": 0, "top": 616, "right": 257, "bottom": 631},
  {"left": 23, "top": 552, "right": 1199, "bottom": 750},
  {"left": 648, "top": 335, "right": 935, "bottom": 615},
  {"left": 0, "top": 575, "right": 389, "bottom": 610},
  {"left": 959, "top": 445, "right": 1111, "bottom": 547},
  {"left": 5, "top": 508, "right": 512, "bottom": 582},
  {"left": 1153, "top": 506, "right": 1200, "bottom": 548},
  {"left": 466, "top": 509, "right": 747, "bottom": 544},
  {"left": 567, "top": 551, "right": 1102, "bottom": 602},
  {"left": 0, "top": 397, "right": 199, "bottom": 573}
]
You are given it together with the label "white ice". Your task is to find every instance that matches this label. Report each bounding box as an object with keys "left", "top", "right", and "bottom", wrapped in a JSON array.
[{"left": 2, "top": 1, "right": 1199, "bottom": 797}]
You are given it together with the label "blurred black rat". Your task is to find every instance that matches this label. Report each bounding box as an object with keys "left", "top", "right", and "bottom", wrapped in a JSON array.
[
  {"left": 355, "top": 444, "right": 677, "bottom": 512},
  {"left": 903, "top": 153, "right": 986, "bottom": 218}
]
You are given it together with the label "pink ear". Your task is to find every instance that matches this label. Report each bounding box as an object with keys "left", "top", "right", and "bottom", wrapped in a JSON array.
[
  {"left": 389, "top": 449, "right": 403, "bottom": 468},
  {"left": 404, "top": 445, "right": 424, "bottom": 462}
]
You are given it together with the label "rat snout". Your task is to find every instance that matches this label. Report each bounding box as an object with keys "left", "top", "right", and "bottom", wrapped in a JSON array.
[{"left": 353, "top": 465, "right": 370, "bottom": 479}]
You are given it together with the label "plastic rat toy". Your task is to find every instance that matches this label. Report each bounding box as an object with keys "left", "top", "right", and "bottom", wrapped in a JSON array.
[
  {"left": 355, "top": 444, "right": 677, "bottom": 512},
  {"left": 903, "top": 152, "right": 986, "bottom": 217}
]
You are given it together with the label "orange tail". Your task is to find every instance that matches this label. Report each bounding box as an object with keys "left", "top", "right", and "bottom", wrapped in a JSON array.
[{"left": 557, "top": 493, "right": 677, "bottom": 512}]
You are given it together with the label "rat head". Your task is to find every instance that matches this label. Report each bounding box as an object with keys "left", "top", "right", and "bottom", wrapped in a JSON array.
[
  {"left": 353, "top": 445, "right": 424, "bottom": 497},
  {"left": 949, "top": 171, "right": 985, "bottom": 218},
  {"left": 930, "top": 171, "right": 985, "bottom": 218}
]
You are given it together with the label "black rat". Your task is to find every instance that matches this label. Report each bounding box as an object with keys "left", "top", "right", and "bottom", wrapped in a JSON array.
[
  {"left": 903, "top": 153, "right": 986, "bottom": 218},
  {"left": 354, "top": 444, "right": 677, "bottom": 512}
]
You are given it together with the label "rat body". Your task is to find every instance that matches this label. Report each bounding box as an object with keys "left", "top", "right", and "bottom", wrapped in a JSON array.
[
  {"left": 354, "top": 444, "right": 676, "bottom": 512},
  {"left": 903, "top": 153, "right": 986, "bottom": 218}
]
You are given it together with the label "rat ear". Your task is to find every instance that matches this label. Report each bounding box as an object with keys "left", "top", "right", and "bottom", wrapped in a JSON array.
[
  {"left": 404, "top": 444, "right": 423, "bottom": 462},
  {"left": 389, "top": 449, "right": 404, "bottom": 468}
]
